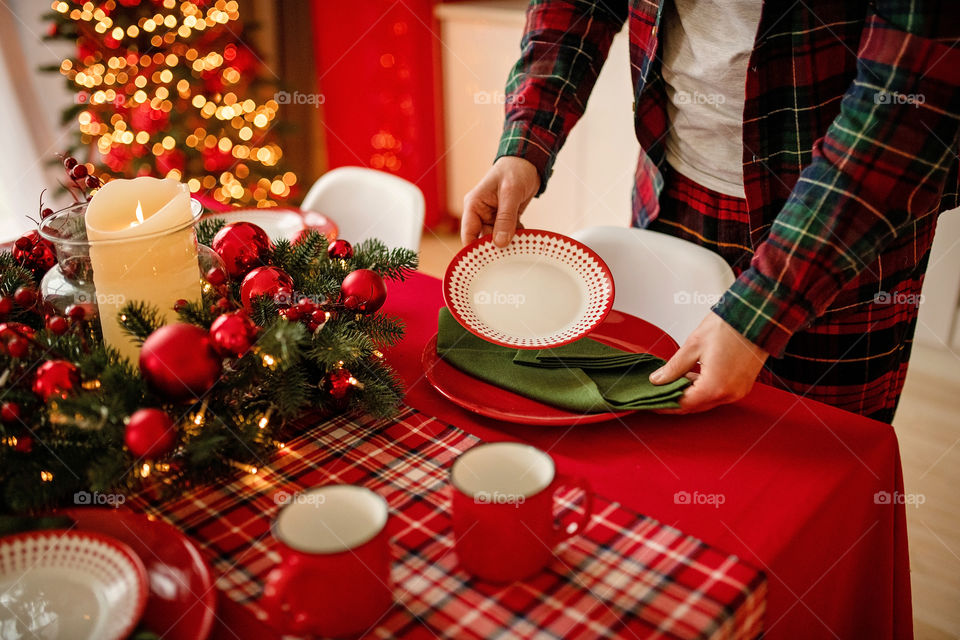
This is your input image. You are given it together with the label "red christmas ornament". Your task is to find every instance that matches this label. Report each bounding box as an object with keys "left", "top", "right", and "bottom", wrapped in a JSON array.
[
  {"left": 210, "top": 312, "right": 257, "bottom": 357},
  {"left": 1, "top": 402, "right": 21, "bottom": 424},
  {"left": 32, "top": 360, "right": 80, "bottom": 402},
  {"left": 125, "top": 408, "right": 177, "bottom": 459},
  {"left": 140, "top": 324, "right": 222, "bottom": 402},
  {"left": 340, "top": 269, "right": 387, "bottom": 313},
  {"left": 12, "top": 434, "right": 33, "bottom": 453},
  {"left": 212, "top": 222, "right": 272, "bottom": 278},
  {"left": 325, "top": 368, "right": 354, "bottom": 399},
  {"left": 327, "top": 239, "right": 354, "bottom": 260},
  {"left": 12, "top": 231, "right": 56, "bottom": 277},
  {"left": 240, "top": 266, "right": 294, "bottom": 312}
]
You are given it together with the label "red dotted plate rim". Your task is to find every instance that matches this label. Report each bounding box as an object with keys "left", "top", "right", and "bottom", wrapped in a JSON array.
[
  {"left": 443, "top": 230, "right": 615, "bottom": 349},
  {"left": 0, "top": 529, "right": 150, "bottom": 640}
]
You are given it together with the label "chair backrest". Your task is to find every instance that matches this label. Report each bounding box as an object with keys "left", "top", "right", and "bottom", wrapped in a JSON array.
[
  {"left": 300, "top": 166, "right": 425, "bottom": 252},
  {"left": 571, "top": 226, "right": 735, "bottom": 344}
]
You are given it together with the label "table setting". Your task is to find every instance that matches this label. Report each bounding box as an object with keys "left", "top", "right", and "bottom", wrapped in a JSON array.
[{"left": 0, "top": 154, "right": 910, "bottom": 640}]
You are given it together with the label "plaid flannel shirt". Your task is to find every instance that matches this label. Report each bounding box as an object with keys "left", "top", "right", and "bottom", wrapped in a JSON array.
[{"left": 497, "top": 0, "right": 960, "bottom": 357}]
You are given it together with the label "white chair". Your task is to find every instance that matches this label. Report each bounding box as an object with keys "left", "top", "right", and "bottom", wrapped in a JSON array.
[
  {"left": 299, "top": 167, "right": 425, "bottom": 252},
  {"left": 571, "top": 226, "right": 735, "bottom": 344}
]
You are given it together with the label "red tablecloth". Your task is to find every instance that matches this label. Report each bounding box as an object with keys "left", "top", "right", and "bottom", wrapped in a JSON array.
[{"left": 214, "top": 272, "right": 911, "bottom": 639}]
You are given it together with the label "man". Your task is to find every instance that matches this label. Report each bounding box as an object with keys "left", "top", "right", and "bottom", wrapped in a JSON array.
[{"left": 461, "top": 0, "right": 960, "bottom": 422}]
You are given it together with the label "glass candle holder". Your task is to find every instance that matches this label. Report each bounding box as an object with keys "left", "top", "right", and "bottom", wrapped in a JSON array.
[{"left": 38, "top": 199, "right": 225, "bottom": 359}]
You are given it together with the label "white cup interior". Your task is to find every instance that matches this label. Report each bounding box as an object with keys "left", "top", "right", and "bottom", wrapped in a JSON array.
[
  {"left": 274, "top": 485, "right": 388, "bottom": 554},
  {"left": 451, "top": 442, "right": 555, "bottom": 498}
]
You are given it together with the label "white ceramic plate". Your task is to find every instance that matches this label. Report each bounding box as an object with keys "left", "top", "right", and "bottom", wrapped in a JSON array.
[
  {"left": 0, "top": 530, "right": 149, "bottom": 640},
  {"left": 443, "top": 230, "right": 615, "bottom": 349}
]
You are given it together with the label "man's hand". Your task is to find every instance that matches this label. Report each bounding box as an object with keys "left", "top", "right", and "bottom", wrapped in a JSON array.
[
  {"left": 650, "top": 312, "right": 770, "bottom": 413},
  {"left": 462, "top": 156, "right": 540, "bottom": 247}
]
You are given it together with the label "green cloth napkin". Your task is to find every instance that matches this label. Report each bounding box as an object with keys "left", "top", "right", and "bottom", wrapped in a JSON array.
[{"left": 436, "top": 308, "right": 689, "bottom": 412}]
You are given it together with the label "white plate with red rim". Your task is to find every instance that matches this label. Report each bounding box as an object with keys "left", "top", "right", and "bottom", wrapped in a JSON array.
[
  {"left": 443, "top": 230, "right": 615, "bottom": 349},
  {"left": 0, "top": 529, "right": 149, "bottom": 640}
]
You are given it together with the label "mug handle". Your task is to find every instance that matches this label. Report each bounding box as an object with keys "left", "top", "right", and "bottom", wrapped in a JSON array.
[
  {"left": 259, "top": 559, "right": 312, "bottom": 635},
  {"left": 553, "top": 474, "right": 594, "bottom": 541}
]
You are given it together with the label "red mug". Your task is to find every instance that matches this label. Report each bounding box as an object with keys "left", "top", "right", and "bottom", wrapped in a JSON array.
[
  {"left": 260, "top": 485, "right": 393, "bottom": 637},
  {"left": 451, "top": 442, "right": 593, "bottom": 582}
]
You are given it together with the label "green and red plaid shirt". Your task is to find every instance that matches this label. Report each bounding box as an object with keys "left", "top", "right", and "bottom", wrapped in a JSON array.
[{"left": 497, "top": 0, "right": 960, "bottom": 357}]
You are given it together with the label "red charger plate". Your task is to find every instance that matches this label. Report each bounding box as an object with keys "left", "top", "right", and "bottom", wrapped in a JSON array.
[
  {"left": 61, "top": 507, "right": 217, "bottom": 640},
  {"left": 422, "top": 309, "right": 680, "bottom": 425}
]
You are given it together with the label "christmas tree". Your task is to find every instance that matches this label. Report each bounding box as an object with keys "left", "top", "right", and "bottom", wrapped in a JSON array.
[{"left": 44, "top": 0, "right": 295, "bottom": 207}]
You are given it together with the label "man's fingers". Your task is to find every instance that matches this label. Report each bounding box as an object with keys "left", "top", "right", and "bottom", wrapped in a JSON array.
[
  {"left": 492, "top": 184, "right": 522, "bottom": 247},
  {"left": 649, "top": 343, "right": 699, "bottom": 385},
  {"left": 461, "top": 192, "right": 491, "bottom": 246}
]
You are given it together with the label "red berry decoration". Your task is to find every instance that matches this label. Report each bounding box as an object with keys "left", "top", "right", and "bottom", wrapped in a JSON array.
[
  {"left": 84, "top": 175, "right": 101, "bottom": 190},
  {"left": 205, "top": 267, "right": 227, "bottom": 286},
  {"left": 0, "top": 297, "right": 12, "bottom": 315},
  {"left": 1, "top": 402, "right": 21, "bottom": 424},
  {"left": 140, "top": 323, "right": 223, "bottom": 402},
  {"left": 41, "top": 207, "right": 54, "bottom": 219},
  {"left": 11, "top": 231, "right": 56, "bottom": 277},
  {"left": 46, "top": 315, "right": 69, "bottom": 335},
  {"left": 125, "top": 408, "right": 177, "bottom": 458},
  {"left": 32, "top": 360, "right": 80, "bottom": 402},
  {"left": 65, "top": 304, "right": 86, "bottom": 322},
  {"left": 7, "top": 338, "right": 29, "bottom": 359},
  {"left": 327, "top": 239, "right": 354, "bottom": 260},
  {"left": 212, "top": 222, "right": 272, "bottom": 278},
  {"left": 240, "top": 266, "right": 294, "bottom": 313},
  {"left": 63, "top": 156, "right": 78, "bottom": 170},
  {"left": 210, "top": 312, "right": 257, "bottom": 357},
  {"left": 340, "top": 269, "right": 387, "bottom": 313},
  {"left": 325, "top": 368, "right": 354, "bottom": 399},
  {"left": 13, "top": 286, "right": 37, "bottom": 308},
  {"left": 70, "top": 164, "right": 88, "bottom": 180}
]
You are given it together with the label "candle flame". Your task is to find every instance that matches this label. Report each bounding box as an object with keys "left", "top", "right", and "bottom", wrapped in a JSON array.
[{"left": 129, "top": 200, "right": 145, "bottom": 228}]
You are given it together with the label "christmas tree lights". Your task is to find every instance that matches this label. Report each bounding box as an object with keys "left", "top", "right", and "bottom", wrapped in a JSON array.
[{"left": 45, "top": 0, "right": 296, "bottom": 206}]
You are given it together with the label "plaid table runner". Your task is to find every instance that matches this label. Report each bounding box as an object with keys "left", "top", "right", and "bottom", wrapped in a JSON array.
[{"left": 130, "top": 407, "right": 766, "bottom": 639}]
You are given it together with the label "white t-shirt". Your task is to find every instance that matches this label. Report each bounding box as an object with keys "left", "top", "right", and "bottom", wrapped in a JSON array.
[{"left": 661, "top": 0, "right": 763, "bottom": 198}]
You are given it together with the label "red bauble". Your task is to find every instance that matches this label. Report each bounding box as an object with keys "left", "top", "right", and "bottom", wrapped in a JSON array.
[
  {"left": 212, "top": 222, "right": 272, "bottom": 278},
  {"left": 210, "top": 312, "right": 257, "bottom": 357},
  {"left": 140, "top": 324, "right": 222, "bottom": 402},
  {"left": 1, "top": 402, "right": 21, "bottom": 424},
  {"left": 32, "top": 360, "right": 80, "bottom": 402},
  {"left": 125, "top": 408, "right": 177, "bottom": 458},
  {"left": 325, "top": 368, "right": 354, "bottom": 399},
  {"left": 12, "top": 231, "right": 56, "bottom": 276},
  {"left": 340, "top": 269, "right": 387, "bottom": 313},
  {"left": 327, "top": 239, "right": 354, "bottom": 260},
  {"left": 240, "top": 266, "right": 294, "bottom": 313}
]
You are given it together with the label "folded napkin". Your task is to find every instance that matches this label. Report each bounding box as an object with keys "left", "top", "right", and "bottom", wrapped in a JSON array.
[{"left": 436, "top": 308, "right": 689, "bottom": 413}]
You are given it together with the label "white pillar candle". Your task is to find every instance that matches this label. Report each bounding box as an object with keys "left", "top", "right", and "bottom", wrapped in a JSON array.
[{"left": 85, "top": 177, "right": 201, "bottom": 362}]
